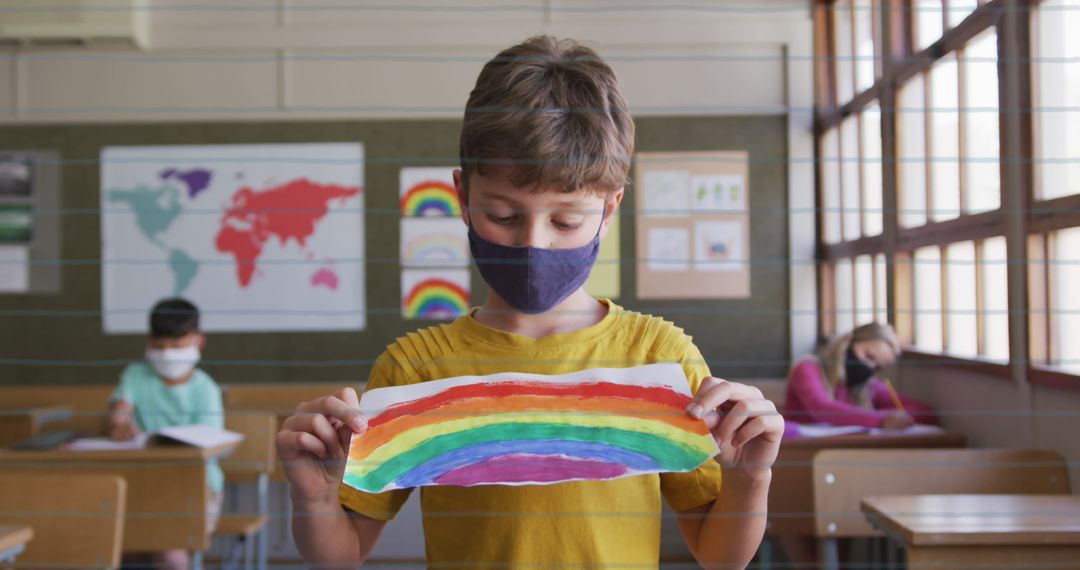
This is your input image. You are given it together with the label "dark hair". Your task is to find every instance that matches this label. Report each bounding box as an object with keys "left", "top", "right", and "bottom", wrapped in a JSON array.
[
  {"left": 149, "top": 298, "right": 200, "bottom": 338},
  {"left": 460, "top": 36, "right": 635, "bottom": 195}
]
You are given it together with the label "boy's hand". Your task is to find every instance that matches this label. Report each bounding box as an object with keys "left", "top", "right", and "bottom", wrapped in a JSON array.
[
  {"left": 277, "top": 387, "right": 368, "bottom": 505},
  {"left": 686, "top": 377, "right": 784, "bottom": 479},
  {"left": 107, "top": 400, "right": 141, "bottom": 441}
]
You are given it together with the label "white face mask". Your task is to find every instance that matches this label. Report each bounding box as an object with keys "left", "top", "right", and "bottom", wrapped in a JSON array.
[{"left": 145, "top": 345, "right": 201, "bottom": 381}]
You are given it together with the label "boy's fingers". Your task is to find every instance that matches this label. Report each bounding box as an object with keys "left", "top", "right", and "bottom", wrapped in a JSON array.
[
  {"left": 337, "top": 387, "right": 361, "bottom": 409},
  {"left": 292, "top": 432, "right": 329, "bottom": 460},
  {"left": 296, "top": 395, "right": 367, "bottom": 434}
]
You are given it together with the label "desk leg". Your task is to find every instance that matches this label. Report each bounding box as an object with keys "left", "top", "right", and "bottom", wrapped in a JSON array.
[
  {"left": 257, "top": 473, "right": 269, "bottom": 570},
  {"left": 756, "top": 538, "right": 773, "bottom": 570},
  {"left": 820, "top": 538, "right": 840, "bottom": 570}
]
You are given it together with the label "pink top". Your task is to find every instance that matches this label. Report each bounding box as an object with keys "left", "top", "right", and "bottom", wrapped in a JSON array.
[{"left": 782, "top": 358, "right": 939, "bottom": 428}]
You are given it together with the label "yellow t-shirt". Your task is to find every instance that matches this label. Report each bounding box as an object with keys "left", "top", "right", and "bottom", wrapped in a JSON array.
[{"left": 339, "top": 299, "right": 723, "bottom": 569}]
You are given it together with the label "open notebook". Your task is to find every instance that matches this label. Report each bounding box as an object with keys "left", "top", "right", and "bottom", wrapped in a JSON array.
[
  {"left": 788, "top": 422, "right": 944, "bottom": 439},
  {"left": 66, "top": 424, "right": 243, "bottom": 451}
]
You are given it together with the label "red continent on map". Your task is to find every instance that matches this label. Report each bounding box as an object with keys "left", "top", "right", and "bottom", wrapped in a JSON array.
[{"left": 214, "top": 178, "right": 361, "bottom": 287}]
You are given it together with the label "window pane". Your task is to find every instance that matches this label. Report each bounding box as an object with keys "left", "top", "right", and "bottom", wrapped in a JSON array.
[
  {"left": 898, "top": 74, "right": 928, "bottom": 227},
  {"left": 834, "top": 0, "right": 856, "bottom": 103},
  {"left": 1036, "top": 0, "right": 1080, "bottom": 200},
  {"left": 946, "top": 241, "right": 978, "bottom": 357},
  {"left": 822, "top": 129, "right": 843, "bottom": 244},
  {"left": 914, "top": 0, "right": 944, "bottom": 53},
  {"left": 930, "top": 54, "right": 961, "bottom": 221},
  {"left": 836, "top": 258, "right": 855, "bottom": 334},
  {"left": 964, "top": 30, "right": 1001, "bottom": 213},
  {"left": 947, "top": 0, "right": 978, "bottom": 29},
  {"left": 914, "top": 246, "right": 944, "bottom": 351},
  {"left": 982, "top": 236, "right": 1009, "bottom": 361},
  {"left": 1052, "top": 228, "right": 1080, "bottom": 373},
  {"left": 875, "top": 253, "right": 888, "bottom": 324},
  {"left": 855, "top": 255, "right": 874, "bottom": 324},
  {"left": 862, "top": 105, "right": 884, "bottom": 236},
  {"left": 854, "top": 0, "right": 877, "bottom": 92},
  {"left": 841, "top": 116, "right": 862, "bottom": 241}
]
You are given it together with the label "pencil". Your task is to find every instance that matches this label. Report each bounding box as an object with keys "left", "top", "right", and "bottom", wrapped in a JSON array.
[{"left": 883, "top": 378, "right": 906, "bottom": 412}]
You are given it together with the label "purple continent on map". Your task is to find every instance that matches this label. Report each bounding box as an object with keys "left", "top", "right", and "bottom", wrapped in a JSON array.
[{"left": 160, "top": 168, "right": 213, "bottom": 199}]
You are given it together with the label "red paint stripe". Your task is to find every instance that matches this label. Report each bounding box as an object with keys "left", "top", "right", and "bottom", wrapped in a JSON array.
[{"left": 368, "top": 380, "right": 690, "bottom": 428}]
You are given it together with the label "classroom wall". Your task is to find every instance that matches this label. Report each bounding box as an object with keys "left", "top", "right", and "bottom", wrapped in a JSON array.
[
  {"left": 0, "top": 114, "right": 790, "bottom": 387},
  {"left": 0, "top": 1, "right": 803, "bottom": 124},
  {"left": 898, "top": 367, "right": 1080, "bottom": 493}
]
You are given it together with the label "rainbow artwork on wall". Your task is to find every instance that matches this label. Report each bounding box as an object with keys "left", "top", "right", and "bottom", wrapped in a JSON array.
[
  {"left": 401, "top": 268, "right": 470, "bottom": 320},
  {"left": 400, "top": 218, "right": 468, "bottom": 268},
  {"left": 343, "top": 363, "right": 719, "bottom": 492},
  {"left": 399, "top": 168, "right": 460, "bottom": 218}
]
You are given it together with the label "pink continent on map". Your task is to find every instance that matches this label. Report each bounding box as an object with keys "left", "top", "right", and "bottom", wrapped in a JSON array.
[{"left": 311, "top": 268, "right": 340, "bottom": 290}]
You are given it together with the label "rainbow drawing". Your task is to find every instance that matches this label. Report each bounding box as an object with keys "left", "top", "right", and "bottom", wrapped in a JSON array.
[
  {"left": 343, "top": 364, "right": 718, "bottom": 492},
  {"left": 400, "top": 174, "right": 461, "bottom": 218},
  {"left": 400, "top": 218, "right": 469, "bottom": 268},
  {"left": 401, "top": 269, "right": 470, "bottom": 320}
]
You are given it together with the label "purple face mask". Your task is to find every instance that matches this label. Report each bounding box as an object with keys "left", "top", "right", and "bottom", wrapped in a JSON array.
[{"left": 468, "top": 216, "right": 603, "bottom": 315}]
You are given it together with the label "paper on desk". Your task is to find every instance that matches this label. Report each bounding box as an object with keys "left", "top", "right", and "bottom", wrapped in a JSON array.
[{"left": 66, "top": 425, "right": 242, "bottom": 451}]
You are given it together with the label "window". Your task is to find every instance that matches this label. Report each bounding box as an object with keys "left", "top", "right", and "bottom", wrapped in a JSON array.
[
  {"left": 1049, "top": 228, "right": 1080, "bottom": 373},
  {"left": 817, "top": 1, "right": 1028, "bottom": 370},
  {"left": 1035, "top": 0, "right": 1080, "bottom": 201}
]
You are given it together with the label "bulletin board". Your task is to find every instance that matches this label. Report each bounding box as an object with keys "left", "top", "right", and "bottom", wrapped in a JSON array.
[{"left": 634, "top": 150, "right": 750, "bottom": 299}]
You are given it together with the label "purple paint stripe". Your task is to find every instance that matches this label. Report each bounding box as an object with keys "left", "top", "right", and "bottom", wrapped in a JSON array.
[{"left": 433, "top": 454, "right": 629, "bottom": 486}]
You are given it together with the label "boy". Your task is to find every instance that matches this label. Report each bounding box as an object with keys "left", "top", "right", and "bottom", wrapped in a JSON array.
[
  {"left": 277, "top": 36, "right": 783, "bottom": 569},
  {"left": 108, "top": 297, "right": 225, "bottom": 570}
]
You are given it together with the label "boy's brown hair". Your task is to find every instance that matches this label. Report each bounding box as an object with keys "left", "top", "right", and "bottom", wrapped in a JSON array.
[{"left": 459, "top": 36, "right": 635, "bottom": 195}]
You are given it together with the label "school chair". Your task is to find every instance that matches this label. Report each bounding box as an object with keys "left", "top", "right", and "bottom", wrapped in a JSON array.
[
  {"left": 811, "top": 448, "right": 1070, "bottom": 570},
  {"left": 0, "top": 473, "right": 127, "bottom": 569},
  {"left": 215, "top": 412, "right": 277, "bottom": 570}
]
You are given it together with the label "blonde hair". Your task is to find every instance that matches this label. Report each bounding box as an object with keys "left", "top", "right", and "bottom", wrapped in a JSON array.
[{"left": 815, "top": 322, "right": 901, "bottom": 408}]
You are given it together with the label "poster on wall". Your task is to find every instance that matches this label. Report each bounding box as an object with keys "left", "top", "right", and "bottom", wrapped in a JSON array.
[
  {"left": 399, "top": 168, "right": 470, "bottom": 320},
  {"left": 101, "top": 143, "right": 366, "bottom": 333},
  {"left": 635, "top": 151, "right": 750, "bottom": 299}
]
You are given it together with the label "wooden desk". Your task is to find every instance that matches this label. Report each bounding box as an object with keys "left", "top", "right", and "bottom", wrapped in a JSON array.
[
  {"left": 768, "top": 431, "right": 967, "bottom": 536},
  {"left": 0, "top": 442, "right": 238, "bottom": 552},
  {"left": 0, "top": 524, "right": 33, "bottom": 562},
  {"left": 0, "top": 406, "right": 74, "bottom": 447},
  {"left": 862, "top": 494, "right": 1080, "bottom": 570}
]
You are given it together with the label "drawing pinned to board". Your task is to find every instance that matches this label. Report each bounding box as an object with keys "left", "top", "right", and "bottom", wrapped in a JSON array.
[
  {"left": 400, "top": 168, "right": 461, "bottom": 218},
  {"left": 401, "top": 218, "right": 469, "bottom": 268},
  {"left": 641, "top": 170, "right": 690, "bottom": 218},
  {"left": 401, "top": 268, "right": 470, "bottom": 320},
  {"left": 690, "top": 174, "right": 746, "bottom": 213},
  {"left": 635, "top": 151, "right": 751, "bottom": 299},
  {"left": 694, "top": 221, "right": 743, "bottom": 272},
  {"left": 342, "top": 363, "right": 719, "bottom": 493},
  {"left": 0, "top": 206, "right": 32, "bottom": 242},
  {"left": 0, "top": 155, "right": 33, "bottom": 197},
  {"left": 646, "top": 228, "right": 690, "bottom": 272},
  {"left": 0, "top": 246, "right": 29, "bottom": 292}
]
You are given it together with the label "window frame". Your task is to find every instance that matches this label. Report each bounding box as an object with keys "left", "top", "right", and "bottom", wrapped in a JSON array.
[{"left": 814, "top": 0, "right": 1080, "bottom": 388}]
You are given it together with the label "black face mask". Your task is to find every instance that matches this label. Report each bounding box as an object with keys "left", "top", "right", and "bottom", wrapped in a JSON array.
[{"left": 844, "top": 346, "right": 875, "bottom": 388}]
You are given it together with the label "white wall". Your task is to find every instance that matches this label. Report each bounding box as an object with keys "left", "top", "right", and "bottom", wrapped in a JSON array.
[
  {"left": 0, "top": 0, "right": 810, "bottom": 124},
  {"left": 898, "top": 366, "right": 1080, "bottom": 493}
]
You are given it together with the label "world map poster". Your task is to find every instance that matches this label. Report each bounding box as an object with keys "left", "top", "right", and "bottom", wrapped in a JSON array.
[{"left": 100, "top": 143, "right": 365, "bottom": 333}]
